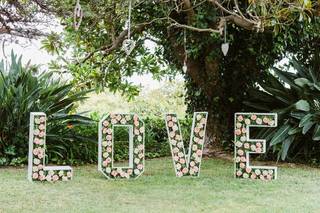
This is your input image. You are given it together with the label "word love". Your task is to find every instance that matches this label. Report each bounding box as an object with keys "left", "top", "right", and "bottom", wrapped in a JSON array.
[
  {"left": 28, "top": 112, "right": 208, "bottom": 182},
  {"left": 27, "top": 112, "right": 279, "bottom": 183}
]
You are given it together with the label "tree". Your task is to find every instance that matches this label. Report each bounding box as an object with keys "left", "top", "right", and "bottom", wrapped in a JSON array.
[{"left": 4, "top": 0, "right": 320, "bottom": 147}]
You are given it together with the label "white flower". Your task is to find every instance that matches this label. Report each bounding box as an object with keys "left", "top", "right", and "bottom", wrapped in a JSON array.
[
  {"left": 125, "top": 115, "right": 131, "bottom": 121},
  {"left": 138, "top": 144, "right": 144, "bottom": 150},
  {"left": 134, "top": 158, "right": 140, "bottom": 164},
  {"left": 236, "top": 122, "right": 242, "bottom": 128},
  {"left": 262, "top": 170, "right": 268, "bottom": 176},
  {"left": 172, "top": 117, "right": 177, "bottom": 122},
  {"left": 35, "top": 118, "right": 41, "bottom": 124},
  {"left": 189, "top": 169, "right": 195, "bottom": 175},
  {"left": 176, "top": 163, "right": 181, "bottom": 170},
  {"left": 245, "top": 119, "right": 251, "bottom": 125},
  {"left": 196, "top": 114, "right": 202, "bottom": 121},
  {"left": 173, "top": 147, "right": 179, "bottom": 153},
  {"left": 59, "top": 171, "right": 64, "bottom": 177},
  {"left": 235, "top": 141, "right": 243, "bottom": 147},
  {"left": 169, "top": 131, "right": 175, "bottom": 138},
  {"left": 172, "top": 125, "right": 178, "bottom": 131},
  {"left": 48, "top": 170, "right": 54, "bottom": 176},
  {"left": 137, "top": 135, "right": 143, "bottom": 142},
  {"left": 134, "top": 129, "right": 140, "bottom": 135},
  {"left": 102, "top": 141, "right": 108, "bottom": 147},
  {"left": 200, "top": 118, "right": 207, "bottom": 125},
  {"left": 134, "top": 148, "right": 139, "bottom": 154},
  {"left": 243, "top": 173, "right": 249, "bottom": 179},
  {"left": 120, "top": 118, "right": 127, "bottom": 124},
  {"left": 192, "top": 145, "right": 198, "bottom": 151},
  {"left": 255, "top": 169, "right": 261, "bottom": 175},
  {"left": 170, "top": 140, "right": 177, "bottom": 146},
  {"left": 134, "top": 169, "right": 140, "bottom": 175},
  {"left": 102, "top": 152, "right": 109, "bottom": 158},
  {"left": 138, "top": 153, "right": 144, "bottom": 159},
  {"left": 67, "top": 172, "right": 72, "bottom": 178},
  {"left": 177, "top": 142, "right": 184, "bottom": 148},
  {"left": 40, "top": 116, "right": 46, "bottom": 123},
  {"left": 178, "top": 152, "right": 184, "bottom": 158},
  {"left": 256, "top": 118, "right": 262, "bottom": 124},
  {"left": 33, "top": 158, "right": 40, "bottom": 165},
  {"left": 106, "top": 168, "right": 111, "bottom": 173},
  {"left": 139, "top": 127, "right": 145, "bottom": 133},
  {"left": 199, "top": 130, "right": 205, "bottom": 138},
  {"left": 175, "top": 134, "right": 182, "bottom": 140},
  {"left": 33, "top": 129, "right": 40, "bottom": 136},
  {"left": 240, "top": 136, "right": 246, "bottom": 142}
]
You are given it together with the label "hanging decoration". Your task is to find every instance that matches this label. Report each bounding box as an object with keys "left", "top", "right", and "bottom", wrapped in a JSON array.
[
  {"left": 182, "top": 29, "right": 188, "bottom": 72},
  {"left": 122, "top": 0, "right": 136, "bottom": 56},
  {"left": 234, "top": 113, "right": 278, "bottom": 180},
  {"left": 28, "top": 112, "right": 73, "bottom": 182},
  {"left": 73, "top": 0, "right": 83, "bottom": 31},
  {"left": 221, "top": 21, "right": 229, "bottom": 56}
]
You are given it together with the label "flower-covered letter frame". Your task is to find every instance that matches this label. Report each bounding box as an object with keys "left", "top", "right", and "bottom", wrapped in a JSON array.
[
  {"left": 234, "top": 113, "right": 278, "bottom": 180},
  {"left": 165, "top": 112, "right": 208, "bottom": 177},
  {"left": 98, "top": 113, "right": 145, "bottom": 179},
  {"left": 27, "top": 112, "right": 73, "bottom": 182}
]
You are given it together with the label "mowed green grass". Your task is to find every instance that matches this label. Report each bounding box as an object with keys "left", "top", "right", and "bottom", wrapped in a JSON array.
[{"left": 1, "top": 158, "right": 320, "bottom": 213}]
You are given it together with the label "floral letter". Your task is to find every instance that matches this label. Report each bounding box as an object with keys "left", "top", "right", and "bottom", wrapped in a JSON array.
[
  {"left": 234, "top": 113, "right": 278, "bottom": 180},
  {"left": 98, "top": 113, "right": 145, "bottom": 179},
  {"left": 28, "top": 112, "right": 73, "bottom": 182},
  {"left": 165, "top": 112, "right": 208, "bottom": 177}
]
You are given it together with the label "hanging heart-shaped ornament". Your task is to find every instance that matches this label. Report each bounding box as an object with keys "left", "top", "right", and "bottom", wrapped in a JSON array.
[
  {"left": 73, "top": 1, "right": 83, "bottom": 31},
  {"left": 221, "top": 43, "right": 229, "bottom": 56},
  {"left": 182, "top": 61, "right": 187, "bottom": 72},
  {"left": 122, "top": 39, "right": 136, "bottom": 56}
]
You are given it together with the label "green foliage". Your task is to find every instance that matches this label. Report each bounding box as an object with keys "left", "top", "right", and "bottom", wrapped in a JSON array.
[
  {"left": 0, "top": 53, "right": 93, "bottom": 166},
  {"left": 245, "top": 55, "right": 320, "bottom": 162}
]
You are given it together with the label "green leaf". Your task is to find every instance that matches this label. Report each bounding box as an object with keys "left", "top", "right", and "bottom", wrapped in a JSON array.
[
  {"left": 270, "top": 124, "right": 291, "bottom": 146},
  {"left": 294, "top": 78, "right": 310, "bottom": 87},
  {"left": 313, "top": 124, "right": 320, "bottom": 140},
  {"left": 299, "top": 114, "right": 313, "bottom": 128},
  {"left": 294, "top": 100, "right": 310, "bottom": 112},
  {"left": 302, "top": 121, "right": 315, "bottom": 134},
  {"left": 288, "top": 126, "right": 301, "bottom": 135},
  {"left": 281, "top": 136, "right": 294, "bottom": 160}
]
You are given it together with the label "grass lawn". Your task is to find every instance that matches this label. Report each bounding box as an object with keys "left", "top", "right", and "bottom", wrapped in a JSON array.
[{"left": 1, "top": 157, "right": 320, "bottom": 213}]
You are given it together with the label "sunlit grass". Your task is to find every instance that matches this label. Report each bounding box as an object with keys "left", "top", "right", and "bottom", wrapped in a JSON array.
[{"left": 1, "top": 158, "right": 320, "bottom": 212}]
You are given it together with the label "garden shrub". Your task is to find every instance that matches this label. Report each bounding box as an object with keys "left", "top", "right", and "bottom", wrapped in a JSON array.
[
  {"left": 0, "top": 53, "right": 93, "bottom": 166},
  {"left": 245, "top": 54, "right": 320, "bottom": 164}
]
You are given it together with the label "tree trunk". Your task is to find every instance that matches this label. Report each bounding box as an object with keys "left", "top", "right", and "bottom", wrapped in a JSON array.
[{"left": 166, "top": 17, "right": 277, "bottom": 151}]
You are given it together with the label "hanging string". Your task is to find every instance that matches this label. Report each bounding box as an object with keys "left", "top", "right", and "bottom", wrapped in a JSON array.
[
  {"left": 182, "top": 28, "right": 188, "bottom": 72},
  {"left": 127, "top": 0, "right": 132, "bottom": 39},
  {"left": 224, "top": 21, "right": 227, "bottom": 43},
  {"left": 122, "top": 0, "right": 135, "bottom": 56},
  {"left": 74, "top": 0, "right": 83, "bottom": 30}
]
